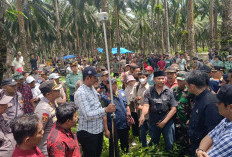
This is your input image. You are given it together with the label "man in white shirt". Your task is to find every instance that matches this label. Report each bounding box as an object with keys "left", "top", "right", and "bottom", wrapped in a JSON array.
[
  {"left": 11, "top": 52, "right": 25, "bottom": 72},
  {"left": 75, "top": 66, "right": 116, "bottom": 157}
]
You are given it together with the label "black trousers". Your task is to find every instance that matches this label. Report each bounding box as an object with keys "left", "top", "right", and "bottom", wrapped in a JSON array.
[
  {"left": 131, "top": 112, "right": 140, "bottom": 137},
  {"left": 77, "top": 130, "right": 103, "bottom": 157},
  {"left": 109, "top": 128, "right": 129, "bottom": 157}
]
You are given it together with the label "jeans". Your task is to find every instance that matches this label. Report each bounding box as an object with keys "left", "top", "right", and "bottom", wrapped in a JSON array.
[
  {"left": 77, "top": 130, "right": 103, "bottom": 157},
  {"left": 150, "top": 119, "right": 175, "bottom": 151},
  {"left": 140, "top": 120, "right": 151, "bottom": 147}
]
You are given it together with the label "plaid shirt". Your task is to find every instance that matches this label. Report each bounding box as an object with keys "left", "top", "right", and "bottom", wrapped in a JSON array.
[
  {"left": 74, "top": 84, "right": 106, "bottom": 134},
  {"left": 47, "top": 124, "right": 81, "bottom": 157},
  {"left": 17, "top": 84, "right": 33, "bottom": 113},
  {"left": 207, "top": 118, "right": 232, "bottom": 157}
]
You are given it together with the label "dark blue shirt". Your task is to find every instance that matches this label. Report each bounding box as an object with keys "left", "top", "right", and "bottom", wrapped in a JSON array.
[
  {"left": 100, "top": 90, "right": 128, "bottom": 130},
  {"left": 188, "top": 89, "right": 223, "bottom": 144},
  {"left": 209, "top": 79, "right": 221, "bottom": 93}
]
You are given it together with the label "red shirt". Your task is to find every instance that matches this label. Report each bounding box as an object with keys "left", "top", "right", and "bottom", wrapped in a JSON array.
[
  {"left": 157, "top": 61, "right": 166, "bottom": 71},
  {"left": 12, "top": 146, "right": 45, "bottom": 157},
  {"left": 165, "top": 79, "right": 178, "bottom": 89},
  {"left": 47, "top": 123, "right": 81, "bottom": 157}
]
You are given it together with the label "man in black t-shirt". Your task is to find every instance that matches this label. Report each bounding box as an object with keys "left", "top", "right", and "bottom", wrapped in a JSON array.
[{"left": 30, "top": 55, "right": 38, "bottom": 71}]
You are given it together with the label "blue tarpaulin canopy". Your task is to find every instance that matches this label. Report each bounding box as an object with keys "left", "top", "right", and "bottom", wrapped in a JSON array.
[
  {"left": 63, "top": 55, "right": 76, "bottom": 59},
  {"left": 97, "top": 48, "right": 134, "bottom": 54}
]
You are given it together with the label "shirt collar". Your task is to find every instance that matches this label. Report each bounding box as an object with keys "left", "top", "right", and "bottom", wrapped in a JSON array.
[
  {"left": 195, "top": 89, "right": 208, "bottom": 100},
  {"left": 151, "top": 85, "right": 169, "bottom": 95},
  {"left": 55, "top": 123, "right": 73, "bottom": 136},
  {"left": 83, "top": 84, "right": 93, "bottom": 90}
]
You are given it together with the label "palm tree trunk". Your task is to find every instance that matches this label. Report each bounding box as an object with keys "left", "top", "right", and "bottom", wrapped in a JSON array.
[
  {"left": 209, "top": 0, "right": 214, "bottom": 48},
  {"left": 187, "top": 0, "right": 195, "bottom": 57},
  {"left": 164, "top": 0, "right": 170, "bottom": 53},
  {"left": 26, "top": 21, "right": 32, "bottom": 54},
  {"left": 156, "top": 0, "right": 161, "bottom": 53},
  {"left": 151, "top": 0, "right": 155, "bottom": 51},
  {"left": 114, "top": 1, "right": 120, "bottom": 56},
  {"left": 161, "top": 26, "right": 165, "bottom": 54},
  {"left": 214, "top": 1, "right": 219, "bottom": 50},
  {"left": 54, "top": 0, "right": 63, "bottom": 59},
  {"left": 17, "top": 0, "right": 29, "bottom": 70},
  {"left": 74, "top": 8, "right": 81, "bottom": 56},
  {"left": 221, "top": 0, "right": 232, "bottom": 53},
  {"left": 0, "top": 0, "right": 7, "bottom": 82}
]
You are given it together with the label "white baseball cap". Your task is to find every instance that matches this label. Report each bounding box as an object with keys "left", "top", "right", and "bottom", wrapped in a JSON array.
[
  {"left": 26, "top": 76, "right": 35, "bottom": 84},
  {"left": 49, "top": 73, "right": 60, "bottom": 79}
]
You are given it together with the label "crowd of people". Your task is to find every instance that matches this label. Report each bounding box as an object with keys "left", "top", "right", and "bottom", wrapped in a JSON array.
[{"left": 0, "top": 49, "right": 232, "bottom": 157}]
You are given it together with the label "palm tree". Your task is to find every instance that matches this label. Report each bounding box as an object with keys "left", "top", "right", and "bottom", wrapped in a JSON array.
[
  {"left": 0, "top": 0, "right": 7, "bottom": 82},
  {"left": 54, "top": 0, "right": 63, "bottom": 59},
  {"left": 163, "top": 0, "right": 170, "bottom": 53},
  {"left": 187, "top": 0, "right": 195, "bottom": 57},
  {"left": 17, "top": 0, "right": 29, "bottom": 69},
  {"left": 209, "top": 0, "right": 214, "bottom": 48},
  {"left": 150, "top": 0, "right": 155, "bottom": 51},
  {"left": 221, "top": 0, "right": 232, "bottom": 53},
  {"left": 114, "top": 0, "right": 120, "bottom": 55}
]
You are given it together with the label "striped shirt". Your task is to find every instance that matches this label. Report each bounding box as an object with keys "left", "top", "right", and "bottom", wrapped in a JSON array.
[
  {"left": 207, "top": 118, "right": 232, "bottom": 157},
  {"left": 74, "top": 84, "right": 106, "bottom": 134}
]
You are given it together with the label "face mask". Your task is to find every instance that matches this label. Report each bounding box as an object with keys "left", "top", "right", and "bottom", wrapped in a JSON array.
[{"left": 139, "top": 78, "right": 147, "bottom": 85}]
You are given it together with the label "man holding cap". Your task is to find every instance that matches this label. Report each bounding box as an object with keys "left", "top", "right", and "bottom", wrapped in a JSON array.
[
  {"left": 75, "top": 66, "right": 116, "bottom": 157},
  {"left": 165, "top": 66, "right": 178, "bottom": 89},
  {"left": 35, "top": 80, "right": 62, "bottom": 156},
  {"left": 0, "top": 90, "right": 16, "bottom": 156},
  {"left": 139, "top": 71, "right": 178, "bottom": 151},
  {"left": 66, "top": 61, "right": 82, "bottom": 101},
  {"left": 196, "top": 85, "right": 232, "bottom": 157}
]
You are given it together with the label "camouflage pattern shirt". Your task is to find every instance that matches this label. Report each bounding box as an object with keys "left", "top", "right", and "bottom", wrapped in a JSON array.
[{"left": 173, "top": 86, "right": 194, "bottom": 128}]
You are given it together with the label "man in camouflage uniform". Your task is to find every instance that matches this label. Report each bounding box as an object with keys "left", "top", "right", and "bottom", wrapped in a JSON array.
[{"left": 173, "top": 71, "right": 194, "bottom": 155}]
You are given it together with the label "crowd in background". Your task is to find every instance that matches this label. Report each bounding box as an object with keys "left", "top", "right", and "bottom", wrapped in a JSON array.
[{"left": 1, "top": 49, "right": 232, "bottom": 157}]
